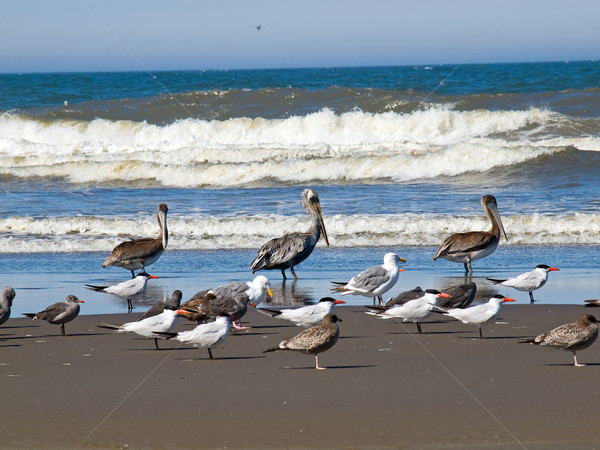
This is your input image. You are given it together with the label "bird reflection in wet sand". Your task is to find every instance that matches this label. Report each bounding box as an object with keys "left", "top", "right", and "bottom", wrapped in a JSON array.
[{"left": 251, "top": 189, "right": 329, "bottom": 280}]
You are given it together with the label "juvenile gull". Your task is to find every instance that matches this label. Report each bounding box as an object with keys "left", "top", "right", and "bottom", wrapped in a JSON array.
[
  {"left": 23, "top": 295, "right": 84, "bottom": 336},
  {"left": 0, "top": 286, "right": 16, "bottom": 327},
  {"left": 251, "top": 189, "right": 329, "bottom": 280},
  {"left": 520, "top": 314, "right": 598, "bottom": 366},
  {"left": 487, "top": 264, "right": 559, "bottom": 304},
  {"left": 433, "top": 195, "right": 507, "bottom": 274},
  {"left": 434, "top": 294, "right": 515, "bottom": 338},
  {"left": 85, "top": 272, "right": 158, "bottom": 312},
  {"left": 263, "top": 313, "right": 342, "bottom": 370},
  {"left": 257, "top": 297, "right": 345, "bottom": 327},
  {"left": 103, "top": 203, "right": 168, "bottom": 278},
  {"left": 332, "top": 253, "right": 406, "bottom": 306},
  {"left": 156, "top": 313, "right": 232, "bottom": 360}
]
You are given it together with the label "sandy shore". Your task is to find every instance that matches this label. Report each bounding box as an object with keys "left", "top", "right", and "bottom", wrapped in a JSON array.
[{"left": 2, "top": 304, "right": 600, "bottom": 449}]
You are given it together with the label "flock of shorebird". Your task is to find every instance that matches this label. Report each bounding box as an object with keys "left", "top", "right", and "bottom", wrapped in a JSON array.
[{"left": 2, "top": 189, "right": 598, "bottom": 368}]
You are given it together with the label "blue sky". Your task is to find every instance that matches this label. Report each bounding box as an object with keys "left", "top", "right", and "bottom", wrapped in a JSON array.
[{"left": 2, "top": 0, "right": 599, "bottom": 73}]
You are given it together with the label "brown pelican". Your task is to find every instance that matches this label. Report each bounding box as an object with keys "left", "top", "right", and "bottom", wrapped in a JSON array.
[
  {"left": 520, "top": 314, "right": 598, "bottom": 366},
  {"left": 251, "top": 189, "right": 329, "bottom": 280},
  {"left": 23, "top": 295, "right": 84, "bottom": 336},
  {"left": 103, "top": 203, "right": 168, "bottom": 278},
  {"left": 263, "top": 313, "right": 342, "bottom": 370},
  {"left": 432, "top": 195, "right": 507, "bottom": 274}
]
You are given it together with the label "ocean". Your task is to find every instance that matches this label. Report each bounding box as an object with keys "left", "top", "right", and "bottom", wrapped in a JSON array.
[{"left": 1, "top": 61, "right": 600, "bottom": 315}]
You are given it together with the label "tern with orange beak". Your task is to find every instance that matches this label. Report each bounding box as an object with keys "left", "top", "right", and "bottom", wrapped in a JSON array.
[
  {"left": 257, "top": 297, "right": 345, "bottom": 327},
  {"left": 251, "top": 189, "right": 329, "bottom": 280},
  {"left": 486, "top": 264, "right": 559, "bottom": 303},
  {"left": 85, "top": 272, "right": 159, "bottom": 312}
]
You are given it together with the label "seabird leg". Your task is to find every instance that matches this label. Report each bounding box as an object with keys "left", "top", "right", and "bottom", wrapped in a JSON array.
[
  {"left": 529, "top": 291, "right": 535, "bottom": 304},
  {"left": 208, "top": 348, "right": 214, "bottom": 360},
  {"left": 232, "top": 321, "right": 251, "bottom": 330},
  {"left": 127, "top": 298, "right": 133, "bottom": 313},
  {"left": 573, "top": 352, "right": 585, "bottom": 367},
  {"left": 416, "top": 322, "right": 422, "bottom": 334},
  {"left": 290, "top": 266, "right": 299, "bottom": 280},
  {"left": 315, "top": 354, "right": 326, "bottom": 370},
  {"left": 464, "top": 260, "right": 473, "bottom": 274},
  {"left": 60, "top": 324, "right": 66, "bottom": 336},
  {"left": 281, "top": 269, "right": 287, "bottom": 280},
  {"left": 154, "top": 338, "right": 160, "bottom": 350},
  {"left": 130, "top": 269, "right": 136, "bottom": 279},
  {"left": 478, "top": 326, "right": 484, "bottom": 339}
]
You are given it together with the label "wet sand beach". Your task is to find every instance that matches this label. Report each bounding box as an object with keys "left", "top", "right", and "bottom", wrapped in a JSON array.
[{"left": 2, "top": 304, "right": 600, "bottom": 449}]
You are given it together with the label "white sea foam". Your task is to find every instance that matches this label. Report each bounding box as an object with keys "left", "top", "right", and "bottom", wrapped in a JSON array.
[
  {"left": 1, "top": 107, "right": 591, "bottom": 187},
  {"left": 1, "top": 212, "right": 599, "bottom": 253}
]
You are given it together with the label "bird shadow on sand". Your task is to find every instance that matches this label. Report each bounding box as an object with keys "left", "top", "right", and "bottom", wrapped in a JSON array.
[
  {"left": 0, "top": 343, "right": 20, "bottom": 348},
  {"left": 176, "top": 355, "right": 265, "bottom": 361},
  {"left": 546, "top": 361, "right": 600, "bottom": 367},
  {"left": 280, "top": 364, "right": 376, "bottom": 370}
]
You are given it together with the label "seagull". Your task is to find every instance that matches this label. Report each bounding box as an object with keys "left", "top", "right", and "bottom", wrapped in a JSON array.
[
  {"left": 139, "top": 290, "right": 182, "bottom": 320},
  {"left": 85, "top": 272, "right": 158, "bottom": 312},
  {"left": 98, "top": 305, "right": 179, "bottom": 350},
  {"left": 251, "top": 189, "right": 329, "bottom": 280},
  {"left": 438, "top": 282, "right": 477, "bottom": 309},
  {"left": 434, "top": 294, "right": 515, "bottom": 338},
  {"left": 103, "top": 203, "right": 168, "bottom": 278},
  {"left": 331, "top": 253, "right": 406, "bottom": 305},
  {"left": 366, "top": 289, "right": 451, "bottom": 333},
  {"left": 257, "top": 297, "right": 345, "bottom": 327},
  {"left": 0, "top": 286, "right": 16, "bottom": 327},
  {"left": 23, "top": 295, "right": 84, "bottom": 336},
  {"left": 263, "top": 313, "right": 341, "bottom": 370},
  {"left": 156, "top": 313, "right": 232, "bottom": 360},
  {"left": 177, "top": 293, "right": 252, "bottom": 330},
  {"left": 183, "top": 275, "right": 273, "bottom": 309},
  {"left": 519, "top": 314, "right": 598, "bottom": 366},
  {"left": 433, "top": 194, "right": 508, "bottom": 274},
  {"left": 486, "top": 264, "right": 559, "bottom": 303}
]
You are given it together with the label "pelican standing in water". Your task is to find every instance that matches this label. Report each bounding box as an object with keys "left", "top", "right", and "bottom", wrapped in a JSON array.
[
  {"left": 433, "top": 195, "right": 507, "bottom": 274},
  {"left": 251, "top": 189, "right": 329, "bottom": 280},
  {"left": 103, "top": 203, "right": 168, "bottom": 278}
]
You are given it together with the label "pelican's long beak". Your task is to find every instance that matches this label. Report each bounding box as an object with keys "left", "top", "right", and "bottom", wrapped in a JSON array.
[
  {"left": 489, "top": 202, "right": 508, "bottom": 242},
  {"left": 312, "top": 200, "right": 329, "bottom": 246}
]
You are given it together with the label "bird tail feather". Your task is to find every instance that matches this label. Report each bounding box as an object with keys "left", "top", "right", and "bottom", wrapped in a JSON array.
[{"left": 256, "top": 308, "right": 282, "bottom": 317}]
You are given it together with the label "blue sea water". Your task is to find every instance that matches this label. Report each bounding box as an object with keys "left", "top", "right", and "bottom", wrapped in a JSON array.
[{"left": 1, "top": 61, "right": 599, "bottom": 314}]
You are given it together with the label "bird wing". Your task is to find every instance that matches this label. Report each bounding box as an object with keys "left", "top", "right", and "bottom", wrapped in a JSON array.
[
  {"left": 284, "top": 325, "right": 337, "bottom": 352},
  {"left": 251, "top": 233, "right": 309, "bottom": 271},
  {"left": 537, "top": 323, "right": 597, "bottom": 349},
  {"left": 210, "top": 281, "right": 248, "bottom": 298},
  {"left": 434, "top": 231, "right": 491, "bottom": 259},
  {"left": 346, "top": 266, "right": 390, "bottom": 293}
]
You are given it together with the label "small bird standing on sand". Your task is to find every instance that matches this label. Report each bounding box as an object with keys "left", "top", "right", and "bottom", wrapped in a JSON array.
[
  {"left": 520, "top": 314, "right": 598, "bottom": 367},
  {"left": 0, "top": 286, "right": 16, "bottom": 327},
  {"left": 331, "top": 253, "right": 406, "bottom": 306},
  {"left": 156, "top": 313, "right": 232, "bottom": 360},
  {"left": 85, "top": 272, "right": 158, "bottom": 312},
  {"left": 486, "top": 264, "right": 559, "bottom": 304},
  {"left": 434, "top": 294, "right": 515, "bottom": 338},
  {"left": 263, "top": 313, "right": 342, "bottom": 370},
  {"left": 257, "top": 297, "right": 345, "bottom": 327},
  {"left": 103, "top": 203, "right": 168, "bottom": 278},
  {"left": 98, "top": 305, "right": 179, "bottom": 350},
  {"left": 23, "top": 295, "right": 84, "bottom": 336},
  {"left": 139, "top": 289, "right": 182, "bottom": 320},
  {"left": 366, "top": 290, "right": 451, "bottom": 334}
]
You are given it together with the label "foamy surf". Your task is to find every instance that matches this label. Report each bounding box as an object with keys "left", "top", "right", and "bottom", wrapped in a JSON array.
[
  {"left": 1, "top": 212, "right": 599, "bottom": 253},
  {"left": 1, "top": 107, "right": 594, "bottom": 187}
]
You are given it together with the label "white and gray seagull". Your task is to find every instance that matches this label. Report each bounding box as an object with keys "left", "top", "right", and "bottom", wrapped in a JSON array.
[
  {"left": 251, "top": 189, "right": 329, "bottom": 280},
  {"left": 331, "top": 253, "right": 406, "bottom": 306}
]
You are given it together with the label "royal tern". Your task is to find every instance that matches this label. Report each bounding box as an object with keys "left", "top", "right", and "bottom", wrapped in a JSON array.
[
  {"left": 433, "top": 195, "right": 507, "bottom": 274},
  {"left": 23, "top": 295, "right": 84, "bottom": 336},
  {"left": 103, "top": 203, "right": 168, "bottom": 278},
  {"left": 251, "top": 189, "right": 329, "bottom": 280},
  {"left": 85, "top": 272, "right": 158, "bottom": 312},
  {"left": 332, "top": 253, "right": 406, "bottom": 306},
  {"left": 257, "top": 297, "right": 345, "bottom": 326},
  {"left": 519, "top": 314, "right": 598, "bottom": 366},
  {"left": 366, "top": 289, "right": 450, "bottom": 333},
  {"left": 486, "top": 264, "right": 559, "bottom": 303},
  {"left": 263, "top": 313, "right": 341, "bottom": 370},
  {"left": 435, "top": 294, "right": 515, "bottom": 338},
  {"left": 156, "top": 313, "right": 232, "bottom": 359}
]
